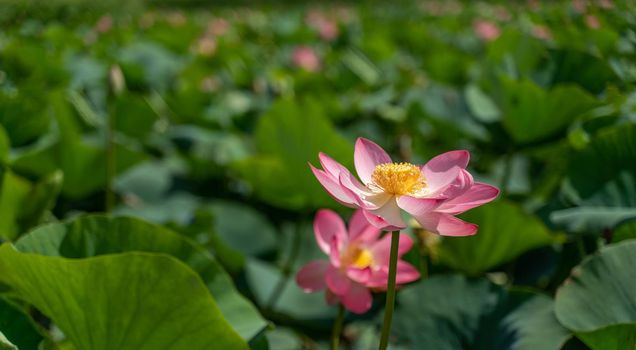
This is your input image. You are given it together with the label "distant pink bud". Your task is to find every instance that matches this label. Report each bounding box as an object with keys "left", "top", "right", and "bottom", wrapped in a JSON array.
[
  {"left": 531, "top": 25, "right": 553, "bottom": 41},
  {"left": 573, "top": 0, "right": 588, "bottom": 14},
  {"left": 207, "top": 18, "right": 230, "bottom": 36},
  {"left": 305, "top": 9, "right": 326, "bottom": 28},
  {"left": 319, "top": 20, "right": 339, "bottom": 41},
  {"left": 292, "top": 46, "right": 321, "bottom": 72},
  {"left": 95, "top": 15, "right": 113, "bottom": 34},
  {"left": 473, "top": 20, "right": 500, "bottom": 41},
  {"left": 305, "top": 10, "right": 340, "bottom": 41},
  {"left": 494, "top": 6, "right": 512, "bottom": 21},
  {"left": 585, "top": 15, "right": 601, "bottom": 29},
  {"left": 195, "top": 37, "right": 217, "bottom": 57},
  {"left": 166, "top": 11, "right": 186, "bottom": 27}
]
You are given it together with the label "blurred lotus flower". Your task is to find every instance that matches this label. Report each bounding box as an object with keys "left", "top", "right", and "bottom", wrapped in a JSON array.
[
  {"left": 292, "top": 46, "right": 321, "bottom": 72},
  {"left": 573, "top": 0, "right": 588, "bottom": 13},
  {"left": 531, "top": 25, "right": 553, "bottom": 40},
  {"left": 199, "top": 76, "right": 221, "bottom": 93},
  {"left": 494, "top": 6, "right": 512, "bottom": 21},
  {"left": 296, "top": 209, "right": 419, "bottom": 314},
  {"left": 473, "top": 20, "right": 500, "bottom": 41},
  {"left": 310, "top": 138, "right": 499, "bottom": 235},
  {"left": 195, "top": 37, "right": 217, "bottom": 57},
  {"left": 95, "top": 15, "right": 113, "bottom": 34},
  {"left": 207, "top": 18, "right": 230, "bottom": 36},
  {"left": 585, "top": 15, "right": 601, "bottom": 29},
  {"left": 597, "top": 0, "right": 613, "bottom": 9},
  {"left": 305, "top": 10, "right": 339, "bottom": 41},
  {"left": 318, "top": 20, "right": 339, "bottom": 41},
  {"left": 527, "top": 0, "right": 541, "bottom": 11},
  {"left": 306, "top": 9, "right": 326, "bottom": 27},
  {"left": 166, "top": 11, "right": 186, "bottom": 27}
]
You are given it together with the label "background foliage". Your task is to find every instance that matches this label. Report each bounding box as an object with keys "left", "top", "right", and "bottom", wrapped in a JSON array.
[{"left": 1, "top": 0, "right": 636, "bottom": 349}]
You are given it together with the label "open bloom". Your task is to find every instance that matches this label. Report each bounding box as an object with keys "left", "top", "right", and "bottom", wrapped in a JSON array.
[
  {"left": 309, "top": 138, "right": 499, "bottom": 235},
  {"left": 296, "top": 209, "right": 419, "bottom": 314}
]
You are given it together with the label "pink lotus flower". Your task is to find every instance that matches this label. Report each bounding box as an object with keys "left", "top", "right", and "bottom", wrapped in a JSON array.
[
  {"left": 95, "top": 15, "right": 113, "bottom": 34},
  {"left": 309, "top": 138, "right": 499, "bottom": 235},
  {"left": 585, "top": 15, "right": 601, "bottom": 29},
  {"left": 296, "top": 209, "right": 419, "bottom": 314},
  {"left": 531, "top": 25, "right": 553, "bottom": 41},
  {"left": 305, "top": 10, "right": 339, "bottom": 41},
  {"left": 473, "top": 20, "right": 501, "bottom": 42},
  {"left": 292, "top": 46, "right": 321, "bottom": 72}
]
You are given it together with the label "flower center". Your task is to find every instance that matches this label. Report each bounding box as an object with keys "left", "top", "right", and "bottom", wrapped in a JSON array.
[
  {"left": 341, "top": 246, "right": 374, "bottom": 269},
  {"left": 371, "top": 162, "right": 426, "bottom": 195}
]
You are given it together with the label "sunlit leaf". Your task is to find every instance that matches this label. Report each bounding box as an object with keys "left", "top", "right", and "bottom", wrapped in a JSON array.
[
  {"left": 555, "top": 241, "right": 636, "bottom": 350},
  {"left": 393, "top": 275, "right": 570, "bottom": 350},
  {"left": 15, "top": 215, "right": 267, "bottom": 341},
  {"left": 233, "top": 98, "right": 353, "bottom": 210},
  {"left": 437, "top": 201, "right": 559, "bottom": 275},
  {"left": 0, "top": 244, "right": 248, "bottom": 350}
]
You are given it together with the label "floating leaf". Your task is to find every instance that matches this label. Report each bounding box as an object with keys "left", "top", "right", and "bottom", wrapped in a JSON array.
[
  {"left": 437, "top": 201, "right": 558, "bottom": 275},
  {"left": 15, "top": 215, "right": 267, "bottom": 341},
  {"left": 233, "top": 98, "right": 353, "bottom": 210},
  {"left": 393, "top": 274, "right": 570, "bottom": 350},
  {"left": 555, "top": 241, "right": 636, "bottom": 350},
  {"left": 500, "top": 79, "right": 599, "bottom": 144},
  {"left": 465, "top": 84, "right": 501, "bottom": 123},
  {"left": 0, "top": 245, "right": 248, "bottom": 350},
  {"left": 553, "top": 124, "right": 636, "bottom": 232}
]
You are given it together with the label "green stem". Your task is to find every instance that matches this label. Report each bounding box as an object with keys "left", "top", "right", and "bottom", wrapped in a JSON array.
[
  {"left": 378, "top": 231, "right": 400, "bottom": 350},
  {"left": 331, "top": 303, "right": 345, "bottom": 350}
]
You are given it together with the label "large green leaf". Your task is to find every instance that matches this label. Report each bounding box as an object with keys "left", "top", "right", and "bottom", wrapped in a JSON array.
[
  {"left": 11, "top": 93, "right": 146, "bottom": 199},
  {"left": 112, "top": 93, "right": 159, "bottom": 139},
  {"left": 393, "top": 274, "right": 570, "bottom": 350},
  {"left": 548, "top": 49, "right": 619, "bottom": 94},
  {"left": 552, "top": 124, "right": 636, "bottom": 232},
  {"left": 232, "top": 98, "right": 353, "bottom": 210},
  {"left": 555, "top": 240, "right": 636, "bottom": 350},
  {"left": 486, "top": 30, "right": 546, "bottom": 77},
  {"left": 0, "top": 244, "right": 247, "bottom": 350},
  {"left": 436, "top": 201, "right": 558, "bottom": 275},
  {"left": 565, "top": 123, "right": 636, "bottom": 200},
  {"left": 0, "top": 298, "right": 42, "bottom": 350},
  {"left": 15, "top": 215, "right": 267, "bottom": 341},
  {"left": 500, "top": 79, "right": 599, "bottom": 144},
  {"left": 0, "top": 89, "right": 51, "bottom": 147}
]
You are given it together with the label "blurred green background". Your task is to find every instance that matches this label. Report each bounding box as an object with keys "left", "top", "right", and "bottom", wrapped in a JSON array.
[{"left": 1, "top": 0, "right": 636, "bottom": 349}]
